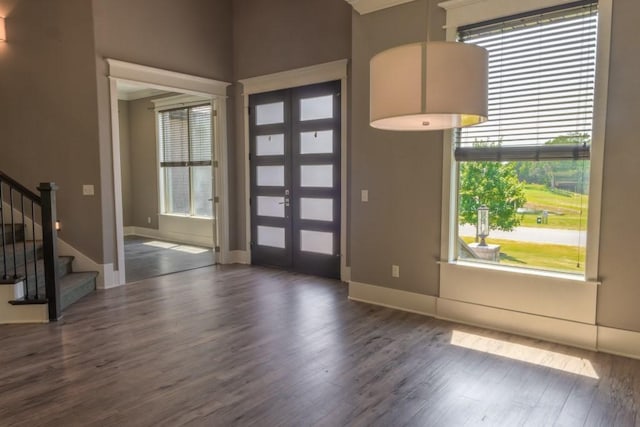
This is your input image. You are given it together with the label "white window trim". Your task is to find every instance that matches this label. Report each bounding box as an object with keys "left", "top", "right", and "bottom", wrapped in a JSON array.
[
  {"left": 437, "top": 0, "right": 612, "bottom": 323},
  {"left": 238, "top": 59, "right": 350, "bottom": 281},
  {"left": 153, "top": 94, "right": 214, "bottom": 219}
]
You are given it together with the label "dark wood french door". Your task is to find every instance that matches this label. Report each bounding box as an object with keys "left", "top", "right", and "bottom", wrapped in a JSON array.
[{"left": 249, "top": 81, "right": 341, "bottom": 279}]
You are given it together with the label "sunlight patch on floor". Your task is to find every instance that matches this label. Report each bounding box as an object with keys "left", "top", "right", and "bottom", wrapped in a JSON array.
[
  {"left": 143, "top": 240, "right": 210, "bottom": 254},
  {"left": 451, "top": 330, "right": 599, "bottom": 379}
]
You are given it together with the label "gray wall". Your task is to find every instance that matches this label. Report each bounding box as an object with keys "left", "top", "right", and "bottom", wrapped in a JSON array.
[
  {"left": 232, "top": 0, "right": 352, "bottom": 80},
  {"left": 118, "top": 96, "right": 162, "bottom": 230},
  {"left": 349, "top": 0, "right": 443, "bottom": 296},
  {"left": 229, "top": 0, "right": 352, "bottom": 249},
  {"left": 595, "top": 0, "right": 640, "bottom": 331},
  {"left": 0, "top": 0, "right": 105, "bottom": 262},
  {"left": 128, "top": 96, "right": 160, "bottom": 230},
  {"left": 92, "top": 0, "right": 233, "bottom": 81},
  {"left": 118, "top": 100, "right": 133, "bottom": 227}
]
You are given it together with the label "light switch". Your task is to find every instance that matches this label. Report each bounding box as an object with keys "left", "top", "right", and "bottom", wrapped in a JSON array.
[
  {"left": 361, "top": 189, "right": 368, "bottom": 202},
  {"left": 82, "top": 185, "right": 95, "bottom": 196},
  {"left": 392, "top": 265, "right": 400, "bottom": 278}
]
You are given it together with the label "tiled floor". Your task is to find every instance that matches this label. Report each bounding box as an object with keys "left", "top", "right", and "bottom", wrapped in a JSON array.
[{"left": 124, "top": 235, "right": 215, "bottom": 283}]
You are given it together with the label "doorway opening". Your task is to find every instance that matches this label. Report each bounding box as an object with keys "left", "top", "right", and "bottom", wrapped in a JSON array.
[
  {"left": 115, "top": 83, "right": 216, "bottom": 283},
  {"left": 107, "top": 59, "right": 231, "bottom": 286}
]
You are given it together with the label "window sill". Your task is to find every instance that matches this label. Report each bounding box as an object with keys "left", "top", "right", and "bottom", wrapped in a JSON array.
[
  {"left": 442, "top": 259, "right": 599, "bottom": 285},
  {"left": 160, "top": 213, "right": 214, "bottom": 221}
]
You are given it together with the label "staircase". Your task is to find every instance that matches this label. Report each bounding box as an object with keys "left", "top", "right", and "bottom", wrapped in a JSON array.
[{"left": 1, "top": 173, "right": 97, "bottom": 323}]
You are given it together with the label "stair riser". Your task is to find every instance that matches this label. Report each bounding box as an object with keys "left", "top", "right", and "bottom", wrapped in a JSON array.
[
  {"left": 19, "top": 259, "right": 74, "bottom": 299},
  {"left": 61, "top": 277, "right": 96, "bottom": 311}
]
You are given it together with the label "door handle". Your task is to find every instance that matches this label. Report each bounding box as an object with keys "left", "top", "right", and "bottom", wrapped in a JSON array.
[{"left": 278, "top": 198, "right": 290, "bottom": 207}]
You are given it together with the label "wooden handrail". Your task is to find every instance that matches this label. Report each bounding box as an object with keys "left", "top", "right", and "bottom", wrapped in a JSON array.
[{"left": 0, "top": 171, "right": 42, "bottom": 204}]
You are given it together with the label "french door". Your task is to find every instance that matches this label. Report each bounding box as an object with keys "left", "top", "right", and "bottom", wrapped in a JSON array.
[{"left": 249, "top": 81, "right": 341, "bottom": 279}]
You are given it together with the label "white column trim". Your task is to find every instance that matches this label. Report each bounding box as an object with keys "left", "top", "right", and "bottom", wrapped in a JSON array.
[{"left": 109, "top": 78, "right": 126, "bottom": 287}]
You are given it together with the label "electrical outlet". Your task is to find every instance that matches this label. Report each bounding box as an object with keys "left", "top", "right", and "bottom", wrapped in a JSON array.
[
  {"left": 392, "top": 265, "right": 400, "bottom": 278},
  {"left": 147, "top": 217, "right": 151, "bottom": 224},
  {"left": 361, "top": 189, "right": 369, "bottom": 202}
]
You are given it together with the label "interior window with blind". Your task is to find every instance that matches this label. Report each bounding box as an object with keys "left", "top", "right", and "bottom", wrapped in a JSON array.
[
  {"left": 454, "top": 1, "right": 597, "bottom": 274},
  {"left": 158, "top": 104, "right": 213, "bottom": 218}
]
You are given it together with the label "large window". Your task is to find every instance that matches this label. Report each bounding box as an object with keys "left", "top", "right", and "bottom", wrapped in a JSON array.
[
  {"left": 158, "top": 104, "right": 213, "bottom": 218},
  {"left": 454, "top": 1, "right": 597, "bottom": 275}
]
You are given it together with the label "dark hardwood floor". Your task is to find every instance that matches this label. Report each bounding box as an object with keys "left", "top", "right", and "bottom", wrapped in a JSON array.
[
  {"left": 1, "top": 265, "right": 639, "bottom": 426},
  {"left": 124, "top": 235, "right": 215, "bottom": 283}
]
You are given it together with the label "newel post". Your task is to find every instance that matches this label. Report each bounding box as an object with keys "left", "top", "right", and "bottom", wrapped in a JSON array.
[{"left": 38, "top": 182, "right": 60, "bottom": 321}]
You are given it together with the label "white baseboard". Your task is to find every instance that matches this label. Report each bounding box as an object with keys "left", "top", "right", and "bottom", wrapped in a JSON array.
[
  {"left": 123, "top": 226, "right": 136, "bottom": 236},
  {"left": 597, "top": 326, "right": 640, "bottom": 360},
  {"left": 227, "top": 250, "right": 250, "bottom": 264},
  {"left": 341, "top": 265, "right": 351, "bottom": 283},
  {"left": 348, "top": 282, "right": 437, "bottom": 317},
  {"left": 346, "top": 281, "right": 640, "bottom": 358},
  {"left": 126, "top": 226, "right": 213, "bottom": 248}
]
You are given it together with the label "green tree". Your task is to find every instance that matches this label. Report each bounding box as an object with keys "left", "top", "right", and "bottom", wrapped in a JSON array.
[
  {"left": 459, "top": 161, "right": 527, "bottom": 233},
  {"left": 513, "top": 133, "right": 591, "bottom": 194}
]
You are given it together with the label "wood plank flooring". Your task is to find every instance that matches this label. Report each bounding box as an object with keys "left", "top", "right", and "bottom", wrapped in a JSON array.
[
  {"left": 1, "top": 265, "right": 640, "bottom": 426},
  {"left": 124, "top": 235, "right": 214, "bottom": 283}
]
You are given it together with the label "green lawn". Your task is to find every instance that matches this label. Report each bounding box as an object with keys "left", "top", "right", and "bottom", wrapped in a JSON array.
[
  {"left": 462, "top": 236, "right": 585, "bottom": 274},
  {"left": 519, "top": 184, "right": 589, "bottom": 230}
]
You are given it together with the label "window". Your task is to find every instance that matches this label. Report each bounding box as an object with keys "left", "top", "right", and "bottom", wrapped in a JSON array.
[
  {"left": 454, "top": 1, "right": 598, "bottom": 275},
  {"left": 158, "top": 104, "right": 213, "bottom": 218}
]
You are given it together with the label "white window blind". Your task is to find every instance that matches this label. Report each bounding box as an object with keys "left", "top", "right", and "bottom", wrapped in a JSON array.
[
  {"left": 159, "top": 104, "right": 212, "bottom": 167},
  {"left": 455, "top": 0, "right": 598, "bottom": 162},
  {"left": 159, "top": 104, "right": 213, "bottom": 217}
]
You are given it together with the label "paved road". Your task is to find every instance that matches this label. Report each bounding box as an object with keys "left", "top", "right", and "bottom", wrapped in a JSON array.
[{"left": 459, "top": 224, "right": 587, "bottom": 247}]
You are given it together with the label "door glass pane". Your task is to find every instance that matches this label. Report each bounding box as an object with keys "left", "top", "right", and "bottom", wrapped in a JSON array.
[
  {"left": 257, "top": 196, "right": 285, "bottom": 218},
  {"left": 300, "top": 198, "right": 333, "bottom": 221},
  {"left": 164, "top": 167, "right": 190, "bottom": 215},
  {"left": 257, "top": 165, "right": 285, "bottom": 187},
  {"left": 192, "top": 166, "right": 213, "bottom": 218},
  {"left": 300, "top": 165, "right": 333, "bottom": 187},
  {"left": 257, "top": 134, "right": 284, "bottom": 156},
  {"left": 300, "top": 130, "right": 333, "bottom": 154},
  {"left": 256, "top": 102, "right": 284, "bottom": 125},
  {"left": 258, "top": 225, "right": 285, "bottom": 248},
  {"left": 300, "top": 95, "right": 333, "bottom": 121},
  {"left": 300, "top": 230, "right": 333, "bottom": 255}
]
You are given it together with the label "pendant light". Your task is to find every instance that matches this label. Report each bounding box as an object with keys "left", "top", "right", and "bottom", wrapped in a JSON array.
[{"left": 369, "top": 4, "right": 488, "bottom": 131}]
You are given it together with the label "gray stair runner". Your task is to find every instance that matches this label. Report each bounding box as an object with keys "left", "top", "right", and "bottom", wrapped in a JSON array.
[{"left": 1, "top": 223, "right": 97, "bottom": 311}]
